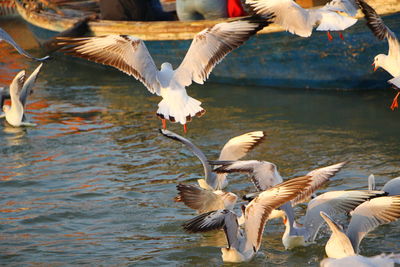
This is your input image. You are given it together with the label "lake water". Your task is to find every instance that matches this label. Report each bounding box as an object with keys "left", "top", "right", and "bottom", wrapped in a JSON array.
[{"left": 0, "top": 18, "right": 399, "bottom": 266}]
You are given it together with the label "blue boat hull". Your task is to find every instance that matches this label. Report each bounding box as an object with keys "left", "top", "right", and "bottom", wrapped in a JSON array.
[{"left": 26, "top": 13, "right": 399, "bottom": 90}]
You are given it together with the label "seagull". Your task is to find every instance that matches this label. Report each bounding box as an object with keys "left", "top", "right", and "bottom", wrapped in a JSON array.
[
  {"left": 160, "top": 129, "right": 265, "bottom": 190},
  {"left": 245, "top": 0, "right": 358, "bottom": 41},
  {"left": 321, "top": 253, "right": 400, "bottom": 267},
  {"left": 280, "top": 190, "right": 385, "bottom": 249},
  {"left": 356, "top": 0, "right": 400, "bottom": 110},
  {"left": 367, "top": 174, "right": 400, "bottom": 196},
  {"left": 0, "top": 28, "right": 49, "bottom": 61},
  {"left": 209, "top": 160, "right": 347, "bottom": 249},
  {"left": 2, "top": 63, "right": 43, "bottom": 127},
  {"left": 56, "top": 16, "right": 274, "bottom": 132},
  {"left": 160, "top": 129, "right": 265, "bottom": 213},
  {"left": 182, "top": 175, "right": 313, "bottom": 263},
  {"left": 320, "top": 195, "right": 400, "bottom": 259}
]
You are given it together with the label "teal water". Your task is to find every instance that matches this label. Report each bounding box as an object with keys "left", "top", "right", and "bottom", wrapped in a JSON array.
[{"left": 0, "top": 19, "right": 400, "bottom": 266}]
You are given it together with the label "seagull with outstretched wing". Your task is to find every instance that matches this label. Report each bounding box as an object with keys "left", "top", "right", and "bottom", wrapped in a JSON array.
[
  {"left": 245, "top": 0, "right": 358, "bottom": 41},
  {"left": 160, "top": 129, "right": 265, "bottom": 214},
  {"left": 182, "top": 175, "right": 313, "bottom": 262},
  {"left": 56, "top": 16, "right": 273, "bottom": 132},
  {"left": 2, "top": 64, "right": 43, "bottom": 127},
  {"left": 356, "top": 0, "right": 400, "bottom": 110},
  {"left": 209, "top": 160, "right": 347, "bottom": 249},
  {"left": 321, "top": 195, "right": 400, "bottom": 259}
]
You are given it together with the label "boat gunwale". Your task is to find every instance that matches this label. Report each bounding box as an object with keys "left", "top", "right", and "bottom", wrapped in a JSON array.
[{"left": 15, "top": 0, "right": 400, "bottom": 41}]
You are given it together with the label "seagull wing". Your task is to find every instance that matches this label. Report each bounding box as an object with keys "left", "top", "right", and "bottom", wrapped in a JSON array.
[
  {"left": 214, "top": 131, "right": 266, "bottom": 189},
  {"left": 246, "top": 0, "right": 315, "bottom": 37},
  {"left": 183, "top": 209, "right": 240, "bottom": 249},
  {"left": 304, "top": 190, "right": 386, "bottom": 242},
  {"left": 356, "top": 0, "right": 400, "bottom": 60},
  {"left": 176, "top": 184, "right": 225, "bottom": 213},
  {"left": 346, "top": 196, "right": 400, "bottom": 253},
  {"left": 244, "top": 175, "right": 313, "bottom": 251},
  {"left": 0, "top": 28, "right": 49, "bottom": 61},
  {"left": 173, "top": 16, "right": 272, "bottom": 87},
  {"left": 291, "top": 161, "right": 347, "bottom": 206},
  {"left": 9, "top": 70, "right": 26, "bottom": 103},
  {"left": 57, "top": 35, "right": 161, "bottom": 95},
  {"left": 218, "top": 131, "right": 266, "bottom": 161},
  {"left": 19, "top": 63, "right": 43, "bottom": 107},
  {"left": 209, "top": 160, "right": 282, "bottom": 191},
  {"left": 160, "top": 129, "right": 215, "bottom": 188}
]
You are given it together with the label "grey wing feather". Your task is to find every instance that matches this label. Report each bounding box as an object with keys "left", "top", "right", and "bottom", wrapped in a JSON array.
[
  {"left": 346, "top": 196, "right": 400, "bottom": 253},
  {"left": 182, "top": 209, "right": 240, "bottom": 249},
  {"left": 291, "top": 161, "right": 347, "bottom": 206},
  {"left": 160, "top": 129, "right": 215, "bottom": 188},
  {"left": 173, "top": 16, "right": 273, "bottom": 87},
  {"left": 19, "top": 63, "right": 43, "bottom": 107},
  {"left": 209, "top": 160, "right": 281, "bottom": 191},
  {"left": 176, "top": 184, "right": 224, "bottom": 213},
  {"left": 304, "top": 190, "right": 385, "bottom": 242},
  {"left": 0, "top": 28, "right": 49, "bottom": 61},
  {"left": 356, "top": 0, "right": 400, "bottom": 59},
  {"left": 57, "top": 35, "right": 161, "bottom": 95}
]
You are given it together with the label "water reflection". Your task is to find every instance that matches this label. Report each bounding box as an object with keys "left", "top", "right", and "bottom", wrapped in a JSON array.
[{"left": 0, "top": 17, "right": 399, "bottom": 267}]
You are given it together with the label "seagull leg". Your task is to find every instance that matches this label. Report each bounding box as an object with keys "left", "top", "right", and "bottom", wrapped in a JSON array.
[
  {"left": 339, "top": 32, "right": 344, "bottom": 40},
  {"left": 183, "top": 124, "right": 188, "bottom": 133},
  {"left": 390, "top": 91, "right": 400, "bottom": 111},
  {"left": 327, "top": 31, "right": 333, "bottom": 41},
  {"left": 162, "top": 119, "right": 167, "bottom": 129}
]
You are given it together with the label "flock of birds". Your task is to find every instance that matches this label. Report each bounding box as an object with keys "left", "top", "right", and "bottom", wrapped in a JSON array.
[
  {"left": 1, "top": 0, "right": 400, "bottom": 265},
  {"left": 159, "top": 128, "right": 400, "bottom": 265}
]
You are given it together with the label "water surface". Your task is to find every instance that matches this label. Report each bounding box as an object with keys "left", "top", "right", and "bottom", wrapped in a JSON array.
[{"left": 0, "top": 19, "right": 399, "bottom": 266}]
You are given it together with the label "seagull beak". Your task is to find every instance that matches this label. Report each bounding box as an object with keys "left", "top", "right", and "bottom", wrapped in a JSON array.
[{"left": 372, "top": 62, "right": 377, "bottom": 72}]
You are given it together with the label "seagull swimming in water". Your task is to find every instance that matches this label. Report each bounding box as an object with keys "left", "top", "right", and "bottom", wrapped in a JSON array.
[
  {"left": 159, "top": 129, "right": 265, "bottom": 213},
  {"left": 56, "top": 16, "right": 273, "bottom": 132},
  {"left": 182, "top": 175, "right": 313, "bottom": 263},
  {"left": 245, "top": 0, "right": 358, "bottom": 41},
  {"left": 0, "top": 27, "right": 49, "bottom": 61},
  {"left": 356, "top": 0, "right": 400, "bottom": 110},
  {"left": 2, "top": 63, "right": 43, "bottom": 127},
  {"left": 320, "top": 195, "right": 400, "bottom": 259}
]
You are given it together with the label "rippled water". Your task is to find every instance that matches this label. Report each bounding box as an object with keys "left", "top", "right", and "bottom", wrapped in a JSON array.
[{"left": 1, "top": 19, "right": 400, "bottom": 266}]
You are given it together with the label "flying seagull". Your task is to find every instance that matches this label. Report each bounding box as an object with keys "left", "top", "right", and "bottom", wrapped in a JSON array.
[
  {"left": 0, "top": 28, "right": 49, "bottom": 61},
  {"left": 2, "top": 63, "right": 43, "bottom": 127},
  {"left": 245, "top": 0, "right": 358, "bottom": 41},
  {"left": 56, "top": 16, "right": 273, "bottom": 132},
  {"left": 182, "top": 175, "right": 313, "bottom": 262},
  {"left": 356, "top": 0, "right": 400, "bottom": 110}
]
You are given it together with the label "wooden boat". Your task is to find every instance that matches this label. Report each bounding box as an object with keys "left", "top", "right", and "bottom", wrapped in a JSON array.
[{"left": 14, "top": 0, "right": 400, "bottom": 90}]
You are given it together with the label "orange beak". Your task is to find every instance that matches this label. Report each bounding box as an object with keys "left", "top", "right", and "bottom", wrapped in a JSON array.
[{"left": 282, "top": 216, "right": 287, "bottom": 225}]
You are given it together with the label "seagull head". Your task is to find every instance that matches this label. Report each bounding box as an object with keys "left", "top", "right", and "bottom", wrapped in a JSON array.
[
  {"left": 160, "top": 62, "right": 173, "bottom": 71},
  {"left": 372, "top": 55, "right": 385, "bottom": 72},
  {"left": 3, "top": 104, "right": 10, "bottom": 114}
]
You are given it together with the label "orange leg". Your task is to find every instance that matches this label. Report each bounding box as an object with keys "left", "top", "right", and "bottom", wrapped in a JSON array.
[
  {"left": 162, "top": 119, "right": 167, "bottom": 129},
  {"left": 327, "top": 31, "right": 333, "bottom": 41},
  {"left": 390, "top": 92, "right": 400, "bottom": 111},
  {"left": 339, "top": 32, "right": 344, "bottom": 40},
  {"left": 183, "top": 124, "right": 187, "bottom": 134}
]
